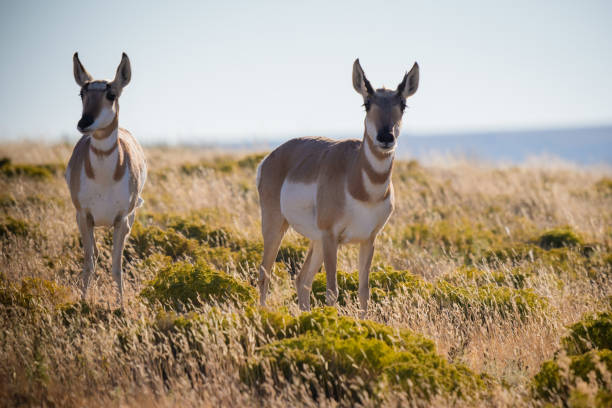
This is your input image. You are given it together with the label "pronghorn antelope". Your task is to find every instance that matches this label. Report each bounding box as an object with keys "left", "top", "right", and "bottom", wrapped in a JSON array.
[
  {"left": 66, "top": 52, "right": 146, "bottom": 304},
  {"left": 257, "top": 59, "right": 419, "bottom": 314}
]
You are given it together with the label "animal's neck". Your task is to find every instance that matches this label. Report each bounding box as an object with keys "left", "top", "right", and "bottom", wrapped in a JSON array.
[
  {"left": 90, "top": 115, "right": 119, "bottom": 154},
  {"left": 349, "top": 131, "right": 394, "bottom": 202},
  {"left": 361, "top": 131, "right": 395, "bottom": 173}
]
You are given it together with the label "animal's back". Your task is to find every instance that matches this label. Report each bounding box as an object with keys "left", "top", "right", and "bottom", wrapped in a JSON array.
[
  {"left": 258, "top": 137, "right": 362, "bottom": 239},
  {"left": 257, "top": 137, "right": 360, "bottom": 205}
]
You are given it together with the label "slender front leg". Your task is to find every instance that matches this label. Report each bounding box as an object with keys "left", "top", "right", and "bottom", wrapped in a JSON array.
[
  {"left": 358, "top": 238, "right": 375, "bottom": 317},
  {"left": 295, "top": 241, "right": 324, "bottom": 311},
  {"left": 76, "top": 211, "right": 96, "bottom": 301},
  {"left": 112, "top": 215, "right": 131, "bottom": 306},
  {"left": 322, "top": 233, "right": 339, "bottom": 306}
]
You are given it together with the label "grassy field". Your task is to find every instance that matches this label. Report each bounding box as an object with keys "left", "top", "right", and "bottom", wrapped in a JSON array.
[{"left": 1, "top": 141, "right": 611, "bottom": 407}]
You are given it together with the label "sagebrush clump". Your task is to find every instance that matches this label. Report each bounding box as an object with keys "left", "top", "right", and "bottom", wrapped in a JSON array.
[
  {"left": 532, "top": 307, "right": 612, "bottom": 406},
  {"left": 140, "top": 260, "right": 257, "bottom": 309},
  {"left": 244, "top": 307, "right": 485, "bottom": 401}
]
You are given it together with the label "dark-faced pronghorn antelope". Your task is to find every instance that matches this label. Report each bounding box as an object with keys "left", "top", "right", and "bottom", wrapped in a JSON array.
[
  {"left": 66, "top": 52, "right": 147, "bottom": 304},
  {"left": 257, "top": 59, "right": 419, "bottom": 315}
]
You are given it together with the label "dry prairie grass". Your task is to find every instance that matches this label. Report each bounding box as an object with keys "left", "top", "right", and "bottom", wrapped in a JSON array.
[{"left": 0, "top": 141, "right": 611, "bottom": 407}]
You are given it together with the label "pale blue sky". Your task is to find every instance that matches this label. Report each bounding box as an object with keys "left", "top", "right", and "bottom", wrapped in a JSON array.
[{"left": 1, "top": 0, "right": 611, "bottom": 143}]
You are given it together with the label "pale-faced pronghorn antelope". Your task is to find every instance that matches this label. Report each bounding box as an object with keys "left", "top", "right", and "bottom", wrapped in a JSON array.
[
  {"left": 66, "top": 52, "right": 146, "bottom": 304},
  {"left": 257, "top": 59, "right": 419, "bottom": 314}
]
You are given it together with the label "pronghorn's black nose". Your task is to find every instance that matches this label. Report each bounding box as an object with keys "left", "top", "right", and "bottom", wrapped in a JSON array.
[
  {"left": 376, "top": 131, "right": 395, "bottom": 145},
  {"left": 78, "top": 114, "right": 94, "bottom": 130}
]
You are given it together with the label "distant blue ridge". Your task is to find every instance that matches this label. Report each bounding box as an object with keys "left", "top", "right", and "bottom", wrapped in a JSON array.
[
  {"left": 396, "top": 126, "right": 612, "bottom": 165},
  {"left": 214, "top": 125, "right": 611, "bottom": 165}
]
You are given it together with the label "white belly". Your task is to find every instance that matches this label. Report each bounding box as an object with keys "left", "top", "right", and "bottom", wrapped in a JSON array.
[
  {"left": 78, "top": 166, "right": 132, "bottom": 227},
  {"left": 280, "top": 180, "right": 393, "bottom": 244},
  {"left": 280, "top": 180, "right": 323, "bottom": 240},
  {"left": 335, "top": 187, "right": 393, "bottom": 244}
]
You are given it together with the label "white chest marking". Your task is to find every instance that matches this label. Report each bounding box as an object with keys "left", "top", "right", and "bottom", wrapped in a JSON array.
[
  {"left": 78, "top": 151, "right": 132, "bottom": 227},
  {"left": 336, "top": 185, "right": 393, "bottom": 244},
  {"left": 91, "top": 128, "right": 118, "bottom": 151},
  {"left": 362, "top": 169, "right": 390, "bottom": 199}
]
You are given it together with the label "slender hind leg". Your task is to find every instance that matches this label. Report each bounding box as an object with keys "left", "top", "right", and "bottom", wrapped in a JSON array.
[
  {"left": 77, "top": 211, "right": 96, "bottom": 301},
  {"left": 258, "top": 213, "right": 288, "bottom": 306},
  {"left": 111, "top": 215, "right": 132, "bottom": 307},
  {"left": 295, "top": 240, "right": 323, "bottom": 310}
]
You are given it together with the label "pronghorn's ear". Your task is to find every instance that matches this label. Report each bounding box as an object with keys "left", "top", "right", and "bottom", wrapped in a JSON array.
[
  {"left": 352, "top": 59, "right": 374, "bottom": 98},
  {"left": 73, "top": 52, "right": 93, "bottom": 87},
  {"left": 111, "top": 53, "right": 131, "bottom": 91},
  {"left": 397, "top": 62, "right": 419, "bottom": 99}
]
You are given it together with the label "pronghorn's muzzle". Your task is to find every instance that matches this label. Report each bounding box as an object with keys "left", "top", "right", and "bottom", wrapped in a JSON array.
[
  {"left": 376, "top": 130, "right": 395, "bottom": 149},
  {"left": 78, "top": 114, "right": 94, "bottom": 131}
]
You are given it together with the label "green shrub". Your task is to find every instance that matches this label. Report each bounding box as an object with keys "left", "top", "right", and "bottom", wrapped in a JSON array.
[
  {"left": 243, "top": 307, "right": 484, "bottom": 401},
  {"left": 562, "top": 311, "right": 612, "bottom": 355},
  {"left": 308, "top": 267, "right": 545, "bottom": 319},
  {"left": 0, "top": 217, "right": 32, "bottom": 239},
  {"left": 167, "top": 217, "right": 236, "bottom": 248},
  {"left": 402, "top": 220, "right": 504, "bottom": 262},
  {"left": 536, "top": 227, "right": 584, "bottom": 249},
  {"left": 60, "top": 301, "right": 124, "bottom": 326},
  {"left": 180, "top": 157, "right": 237, "bottom": 175},
  {"left": 129, "top": 222, "right": 201, "bottom": 260},
  {"left": 483, "top": 244, "right": 543, "bottom": 263},
  {"left": 595, "top": 177, "right": 612, "bottom": 196},
  {"left": 275, "top": 243, "right": 308, "bottom": 276},
  {"left": 163, "top": 215, "right": 263, "bottom": 266},
  {"left": 441, "top": 266, "right": 531, "bottom": 289},
  {"left": 311, "top": 270, "right": 359, "bottom": 305},
  {"left": 140, "top": 260, "right": 257, "bottom": 309},
  {"left": 0, "top": 157, "right": 64, "bottom": 179},
  {"left": 431, "top": 281, "right": 547, "bottom": 319},
  {"left": 130, "top": 216, "right": 262, "bottom": 270},
  {"left": 603, "top": 253, "right": 612, "bottom": 268},
  {"left": 532, "top": 350, "right": 612, "bottom": 405},
  {"left": 311, "top": 268, "right": 431, "bottom": 306},
  {"left": 0, "top": 274, "right": 72, "bottom": 311},
  {"left": 0, "top": 194, "right": 17, "bottom": 210},
  {"left": 237, "top": 153, "right": 266, "bottom": 170},
  {"left": 179, "top": 153, "right": 265, "bottom": 174}
]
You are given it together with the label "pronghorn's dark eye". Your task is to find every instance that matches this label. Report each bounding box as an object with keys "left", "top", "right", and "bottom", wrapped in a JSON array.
[
  {"left": 363, "top": 100, "right": 371, "bottom": 111},
  {"left": 106, "top": 92, "right": 116, "bottom": 102},
  {"left": 79, "top": 90, "right": 84, "bottom": 98},
  {"left": 400, "top": 100, "right": 407, "bottom": 112}
]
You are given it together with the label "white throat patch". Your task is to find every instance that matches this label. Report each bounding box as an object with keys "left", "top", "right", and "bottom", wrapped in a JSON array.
[{"left": 364, "top": 134, "right": 394, "bottom": 173}]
